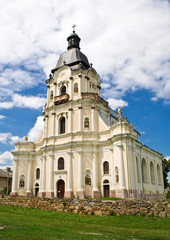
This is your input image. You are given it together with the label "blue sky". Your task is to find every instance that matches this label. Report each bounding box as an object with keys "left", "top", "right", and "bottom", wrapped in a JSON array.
[{"left": 0, "top": 0, "right": 170, "bottom": 179}]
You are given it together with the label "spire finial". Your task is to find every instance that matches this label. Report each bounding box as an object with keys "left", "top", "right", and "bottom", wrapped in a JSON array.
[{"left": 72, "top": 24, "right": 76, "bottom": 33}]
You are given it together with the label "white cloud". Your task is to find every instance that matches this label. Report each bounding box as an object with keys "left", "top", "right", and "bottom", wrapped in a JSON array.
[
  {"left": 107, "top": 98, "right": 128, "bottom": 110},
  {"left": 27, "top": 116, "right": 44, "bottom": 141},
  {"left": 165, "top": 156, "right": 170, "bottom": 160},
  {"left": 0, "top": 132, "right": 22, "bottom": 145},
  {"left": 0, "top": 94, "right": 46, "bottom": 110},
  {"left": 0, "top": 115, "right": 5, "bottom": 120},
  {"left": 0, "top": 0, "right": 169, "bottom": 107},
  {"left": 0, "top": 151, "right": 13, "bottom": 167}
]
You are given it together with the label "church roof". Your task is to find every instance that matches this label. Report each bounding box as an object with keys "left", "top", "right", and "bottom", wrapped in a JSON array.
[
  {"left": 0, "top": 169, "right": 12, "bottom": 178},
  {"left": 51, "top": 31, "right": 90, "bottom": 73}
]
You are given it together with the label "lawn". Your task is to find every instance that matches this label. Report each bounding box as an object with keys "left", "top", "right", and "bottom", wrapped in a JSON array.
[{"left": 0, "top": 204, "right": 169, "bottom": 240}]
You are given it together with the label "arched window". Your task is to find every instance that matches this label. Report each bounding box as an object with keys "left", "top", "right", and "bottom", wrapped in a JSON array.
[
  {"left": 115, "top": 167, "right": 119, "bottom": 183},
  {"left": 85, "top": 170, "right": 91, "bottom": 185},
  {"left": 84, "top": 117, "right": 89, "bottom": 128},
  {"left": 61, "top": 86, "right": 66, "bottom": 95},
  {"left": 19, "top": 175, "right": 25, "bottom": 188},
  {"left": 136, "top": 157, "right": 140, "bottom": 183},
  {"left": 142, "top": 158, "right": 147, "bottom": 183},
  {"left": 50, "top": 90, "right": 53, "bottom": 100},
  {"left": 58, "top": 157, "right": 64, "bottom": 170},
  {"left": 157, "top": 164, "right": 162, "bottom": 185},
  {"left": 150, "top": 162, "right": 155, "bottom": 184},
  {"left": 36, "top": 168, "right": 40, "bottom": 179},
  {"left": 74, "top": 83, "right": 78, "bottom": 93},
  {"left": 103, "top": 161, "right": 109, "bottom": 174},
  {"left": 60, "top": 117, "right": 65, "bottom": 134}
]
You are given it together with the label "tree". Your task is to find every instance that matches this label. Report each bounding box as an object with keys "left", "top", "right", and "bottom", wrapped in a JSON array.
[{"left": 162, "top": 158, "right": 170, "bottom": 189}]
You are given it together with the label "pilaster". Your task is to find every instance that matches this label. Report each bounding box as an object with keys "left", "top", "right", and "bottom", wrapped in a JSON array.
[
  {"left": 76, "top": 151, "right": 84, "bottom": 199},
  {"left": 26, "top": 159, "right": 32, "bottom": 196},
  {"left": 46, "top": 154, "right": 54, "bottom": 198},
  {"left": 65, "top": 152, "right": 73, "bottom": 198},
  {"left": 10, "top": 158, "right": 18, "bottom": 196},
  {"left": 92, "top": 148, "right": 101, "bottom": 198}
]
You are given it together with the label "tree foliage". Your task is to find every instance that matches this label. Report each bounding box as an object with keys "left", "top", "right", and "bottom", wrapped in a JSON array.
[{"left": 162, "top": 158, "right": 170, "bottom": 189}]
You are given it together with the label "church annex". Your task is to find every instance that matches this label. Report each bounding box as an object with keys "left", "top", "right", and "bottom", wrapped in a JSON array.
[{"left": 11, "top": 30, "right": 164, "bottom": 200}]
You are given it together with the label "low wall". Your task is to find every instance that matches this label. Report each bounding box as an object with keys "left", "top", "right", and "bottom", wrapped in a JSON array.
[{"left": 0, "top": 196, "right": 169, "bottom": 218}]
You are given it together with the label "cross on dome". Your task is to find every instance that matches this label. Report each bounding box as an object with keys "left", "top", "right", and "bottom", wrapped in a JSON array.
[{"left": 72, "top": 24, "right": 77, "bottom": 32}]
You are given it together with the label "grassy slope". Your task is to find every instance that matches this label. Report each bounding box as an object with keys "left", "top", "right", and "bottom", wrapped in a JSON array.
[{"left": 0, "top": 205, "right": 169, "bottom": 240}]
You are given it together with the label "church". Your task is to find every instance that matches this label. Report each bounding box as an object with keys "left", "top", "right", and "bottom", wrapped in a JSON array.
[{"left": 11, "top": 30, "right": 164, "bottom": 200}]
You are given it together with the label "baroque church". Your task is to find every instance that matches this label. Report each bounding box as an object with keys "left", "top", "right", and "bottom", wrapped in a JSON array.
[{"left": 11, "top": 30, "right": 164, "bottom": 200}]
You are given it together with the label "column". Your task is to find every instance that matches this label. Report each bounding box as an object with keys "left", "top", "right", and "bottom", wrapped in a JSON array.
[
  {"left": 76, "top": 151, "right": 84, "bottom": 199},
  {"left": 78, "top": 107, "right": 82, "bottom": 131},
  {"left": 128, "top": 146, "right": 136, "bottom": 198},
  {"left": 46, "top": 155, "right": 54, "bottom": 198},
  {"left": 110, "top": 148, "right": 116, "bottom": 197},
  {"left": 43, "top": 115, "right": 49, "bottom": 139},
  {"left": 53, "top": 82, "right": 56, "bottom": 98},
  {"left": 56, "top": 116, "right": 59, "bottom": 135},
  {"left": 133, "top": 152, "right": 138, "bottom": 191},
  {"left": 26, "top": 160, "right": 32, "bottom": 196},
  {"left": 78, "top": 75, "right": 82, "bottom": 94},
  {"left": 116, "top": 144, "right": 126, "bottom": 198},
  {"left": 52, "top": 113, "right": 56, "bottom": 137},
  {"left": 69, "top": 77, "right": 73, "bottom": 99},
  {"left": 39, "top": 156, "right": 46, "bottom": 198},
  {"left": 65, "top": 152, "right": 73, "bottom": 198},
  {"left": 91, "top": 107, "right": 95, "bottom": 131},
  {"left": 68, "top": 108, "right": 73, "bottom": 133},
  {"left": 85, "top": 76, "right": 89, "bottom": 92},
  {"left": 92, "top": 149, "right": 101, "bottom": 198},
  {"left": 47, "top": 85, "right": 50, "bottom": 105},
  {"left": 11, "top": 159, "right": 18, "bottom": 196}
]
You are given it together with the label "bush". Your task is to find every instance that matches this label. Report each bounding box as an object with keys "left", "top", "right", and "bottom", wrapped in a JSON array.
[
  {"left": 166, "top": 191, "right": 170, "bottom": 200},
  {"left": 3, "top": 186, "right": 11, "bottom": 195},
  {"left": 91, "top": 211, "right": 95, "bottom": 215},
  {"left": 109, "top": 211, "right": 116, "bottom": 216}
]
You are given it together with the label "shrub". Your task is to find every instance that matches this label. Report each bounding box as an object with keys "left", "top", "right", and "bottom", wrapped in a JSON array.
[
  {"left": 109, "top": 210, "right": 116, "bottom": 216},
  {"left": 62, "top": 201, "right": 66, "bottom": 207},
  {"left": 91, "top": 211, "right": 95, "bottom": 215},
  {"left": 166, "top": 191, "right": 170, "bottom": 200}
]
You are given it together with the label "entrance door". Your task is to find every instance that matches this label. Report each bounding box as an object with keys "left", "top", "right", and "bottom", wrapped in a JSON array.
[
  {"left": 35, "top": 183, "right": 39, "bottom": 197},
  {"left": 104, "top": 185, "right": 110, "bottom": 198},
  {"left": 57, "top": 180, "right": 65, "bottom": 198}
]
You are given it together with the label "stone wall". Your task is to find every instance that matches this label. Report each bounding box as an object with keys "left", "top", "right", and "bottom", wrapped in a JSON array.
[{"left": 0, "top": 196, "right": 169, "bottom": 218}]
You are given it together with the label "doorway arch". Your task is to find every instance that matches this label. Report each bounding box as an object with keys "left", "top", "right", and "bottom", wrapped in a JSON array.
[
  {"left": 103, "top": 179, "right": 110, "bottom": 198},
  {"left": 57, "top": 179, "right": 65, "bottom": 198}
]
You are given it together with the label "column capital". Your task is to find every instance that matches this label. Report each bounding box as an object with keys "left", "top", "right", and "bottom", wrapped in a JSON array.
[
  {"left": 85, "top": 76, "right": 90, "bottom": 80},
  {"left": 77, "top": 150, "right": 83, "bottom": 155},
  {"left": 52, "top": 112, "right": 56, "bottom": 116},
  {"left": 78, "top": 74, "right": 82, "bottom": 78},
  {"left": 69, "top": 77, "right": 73, "bottom": 80},
  {"left": 91, "top": 106, "right": 95, "bottom": 109},
  {"left": 78, "top": 106, "right": 82, "bottom": 109},
  {"left": 53, "top": 82, "right": 57, "bottom": 85},
  {"left": 117, "top": 144, "right": 123, "bottom": 149},
  {"left": 68, "top": 108, "right": 73, "bottom": 111},
  {"left": 67, "top": 151, "right": 73, "bottom": 155}
]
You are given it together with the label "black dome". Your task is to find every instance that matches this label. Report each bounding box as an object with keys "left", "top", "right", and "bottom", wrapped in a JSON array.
[{"left": 51, "top": 31, "right": 90, "bottom": 73}]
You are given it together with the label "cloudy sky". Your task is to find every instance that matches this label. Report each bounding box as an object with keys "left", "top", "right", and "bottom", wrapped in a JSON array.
[{"left": 0, "top": 0, "right": 170, "bottom": 172}]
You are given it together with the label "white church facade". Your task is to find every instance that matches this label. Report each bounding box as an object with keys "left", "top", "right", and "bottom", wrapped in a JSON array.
[{"left": 11, "top": 31, "right": 164, "bottom": 200}]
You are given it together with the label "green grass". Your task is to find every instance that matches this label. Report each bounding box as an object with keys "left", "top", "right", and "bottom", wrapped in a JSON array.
[{"left": 0, "top": 205, "right": 169, "bottom": 240}]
